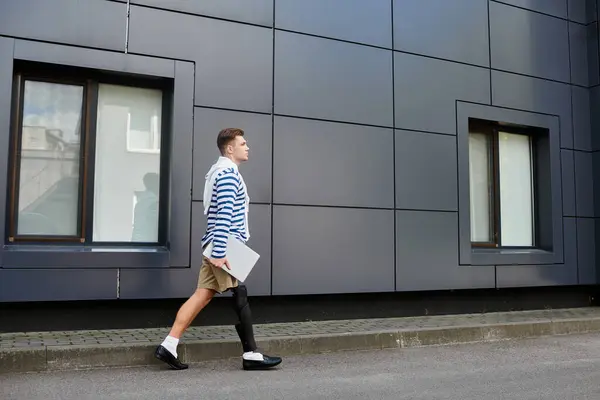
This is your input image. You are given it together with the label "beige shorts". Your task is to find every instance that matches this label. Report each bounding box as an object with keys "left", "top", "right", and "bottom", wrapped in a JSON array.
[{"left": 197, "top": 256, "right": 238, "bottom": 294}]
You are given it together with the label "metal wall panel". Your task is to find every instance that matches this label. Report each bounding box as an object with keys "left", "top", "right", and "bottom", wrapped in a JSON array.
[
  {"left": 494, "top": 0, "right": 568, "bottom": 18},
  {"left": 192, "top": 108, "right": 272, "bottom": 204},
  {"left": 14, "top": 40, "right": 175, "bottom": 78},
  {"left": 238, "top": 205, "right": 272, "bottom": 296},
  {"left": 592, "top": 86, "right": 600, "bottom": 151},
  {"left": 0, "top": 0, "right": 126, "bottom": 51},
  {"left": 119, "top": 267, "right": 197, "bottom": 299},
  {"left": 395, "top": 210, "right": 495, "bottom": 291},
  {"left": 568, "top": 0, "right": 596, "bottom": 24},
  {"left": 570, "top": 22, "right": 590, "bottom": 86},
  {"left": 273, "top": 117, "right": 394, "bottom": 208},
  {"left": 495, "top": 264, "right": 578, "bottom": 288},
  {"left": 115, "top": 0, "right": 274, "bottom": 26},
  {"left": 272, "top": 206, "right": 395, "bottom": 295},
  {"left": 594, "top": 152, "right": 600, "bottom": 217},
  {"left": 276, "top": 0, "right": 392, "bottom": 48},
  {"left": 596, "top": 218, "right": 600, "bottom": 284},
  {"left": 0, "top": 269, "right": 117, "bottom": 302},
  {"left": 393, "top": 0, "right": 489, "bottom": 67},
  {"left": 128, "top": 5, "right": 273, "bottom": 113},
  {"left": 562, "top": 150, "right": 577, "bottom": 217},
  {"left": 394, "top": 53, "right": 490, "bottom": 135},
  {"left": 490, "top": 2, "right": 570, "bottom": 82},
  {"left": 577, "top": 218, "right": 596, "bottom": 284},
  {"left": 274, "top": 31, "right": 393, "bottom": 126},
  {"left": 491, "top": 70, "right": 573, "bottom": 149},
  {"left": 588, "top": 23, "right": 600, "bottom": 86},
  {"left": 395, "top": 130, "right": 458, "bottom": 211},
  {"left": 575, "top": 151, "right": 595, "bottom": 217},
  {"left": 572, "top": 87, "right": 592, "bottom": 152},
  {"left": 568, "top": 0, "right": 587, "bottom": 23},
  {"left": 563, "top": 218, "right": 579, "bottom": 278}
]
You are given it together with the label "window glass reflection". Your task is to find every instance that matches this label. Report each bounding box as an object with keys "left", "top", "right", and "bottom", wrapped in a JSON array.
[
  {"left": 93, "top": 84, "right": 162, "bottom": 243},
  {"left": 17, "top": 80, "right": 83, "bottom": 236}
]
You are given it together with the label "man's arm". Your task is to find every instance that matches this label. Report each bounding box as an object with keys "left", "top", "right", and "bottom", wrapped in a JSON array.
[{"left": 210, "top": 171, "right": 240, "bottom": 260}]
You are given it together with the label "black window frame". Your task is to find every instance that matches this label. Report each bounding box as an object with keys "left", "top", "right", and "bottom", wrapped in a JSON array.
[
  {"left": 468, "top": 119, "right": 541, "bottom": 250},
  {"left": 6, "top": 61, "right": 173, "bottom": 247}
]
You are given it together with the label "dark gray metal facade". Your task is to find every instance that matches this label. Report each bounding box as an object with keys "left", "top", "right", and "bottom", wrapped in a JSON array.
[{"left": 0, "top": 0, "right": 598, "bottom": 302}]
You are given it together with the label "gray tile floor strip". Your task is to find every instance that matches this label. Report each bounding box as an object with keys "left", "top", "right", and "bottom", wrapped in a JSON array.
[{"left": 2, "top": 307, "right": 600, "bottom": 349}]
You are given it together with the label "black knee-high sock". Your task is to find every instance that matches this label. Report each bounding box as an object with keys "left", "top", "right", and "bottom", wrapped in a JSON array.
[{"left": 232, "top": 285, "right": 257, "bottom": 352}]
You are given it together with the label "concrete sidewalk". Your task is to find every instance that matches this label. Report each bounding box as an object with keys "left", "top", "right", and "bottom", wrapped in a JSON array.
[{"left": 3, "top": 307, "right": 600, "bottom": 373}]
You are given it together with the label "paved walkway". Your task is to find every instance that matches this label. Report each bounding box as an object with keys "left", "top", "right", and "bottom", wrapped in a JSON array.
[
  {"left": 4, "top": 307, "right": 600, "bottom": 349},
  {"left": 2, "top": 307, "right": 600, "bottom": 373}
]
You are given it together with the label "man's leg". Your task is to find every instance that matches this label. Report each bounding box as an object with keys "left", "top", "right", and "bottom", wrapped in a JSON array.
[
  {"left": 169, "top": 288, "right": 215, "bottom": 339},
  {"left": 155, "top": 288, "right": 215, "bottom": 370},
  {"left": 232, "top": 285, "right": 257, "bottom": 353},
  {"left": 231, "top": 285, "right": 282, "bottom": 370}
]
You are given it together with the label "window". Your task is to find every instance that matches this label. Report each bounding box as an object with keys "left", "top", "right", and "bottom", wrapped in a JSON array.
[
  {"left": 8, "top": 64, "right": 170, "bottom": 245},
  {"left": 468, "top": 120, "right": 537, "bottom": 248},
  {"left": 458, "top": 103, "right": 561, "bottom": 266}
]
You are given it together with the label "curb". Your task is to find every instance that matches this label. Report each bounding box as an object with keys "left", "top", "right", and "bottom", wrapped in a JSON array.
[{"left": 3, "top": 317, "right": 600, "bottom": 373}]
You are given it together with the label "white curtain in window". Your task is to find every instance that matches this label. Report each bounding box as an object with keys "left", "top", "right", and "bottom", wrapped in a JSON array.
[
  {"left": 498, "top": 131, "right": 534, "bottom": 247},
  {"left": 468, "top": 133, "right": 491, "bottom": 242},
  {"left": 93, "top": 84, "right": 162, "bottom": 243}
]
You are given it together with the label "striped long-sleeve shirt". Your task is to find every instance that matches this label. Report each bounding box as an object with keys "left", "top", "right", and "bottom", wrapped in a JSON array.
[{"left": 201, "top": 167, "right": 249, "bottom": 259}]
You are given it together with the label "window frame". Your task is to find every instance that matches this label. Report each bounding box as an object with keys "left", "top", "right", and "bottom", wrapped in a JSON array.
[
  {"left": 457, "top": 101, "right": 564, "bottom": 268},
  {"left": 469, "top": 120, "right": 539, "bottom": 249},
  {"left": 6, "top": 61, "right": 173, "bottom": 247}
]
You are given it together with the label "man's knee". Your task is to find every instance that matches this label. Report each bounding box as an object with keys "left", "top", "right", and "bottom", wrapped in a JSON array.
[
  {"left": 193, "top": 287, "right": 216, "bottom": 302},
  {"left": 232, "top": 284, "right": 248, "bottom": 304},
  {"left": 231, "top": 285, "right": 250, "bottom": 318}
]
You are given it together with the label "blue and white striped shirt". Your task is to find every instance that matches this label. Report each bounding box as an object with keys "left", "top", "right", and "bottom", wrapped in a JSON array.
[{"left": 201, "top": 167, "right": 248, "bottom": 259}]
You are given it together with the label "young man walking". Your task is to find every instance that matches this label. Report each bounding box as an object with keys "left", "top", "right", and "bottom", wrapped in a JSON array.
[{"left": 154, "top": 128, "right": 282, "bottom": 371}]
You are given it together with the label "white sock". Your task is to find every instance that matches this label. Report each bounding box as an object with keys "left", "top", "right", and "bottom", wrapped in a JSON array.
[
  {"left": 161, "top": 336, "right": 179, "bottom": 358},
  {"left": 243, "top": 351, "right": 264, "bottom": 361}
]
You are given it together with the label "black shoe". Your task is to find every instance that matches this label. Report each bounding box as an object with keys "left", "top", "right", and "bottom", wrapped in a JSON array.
[
  {"left": 242, "top": 354, "right": 282, "bottom": 371},
  {"left": 154, "top": 345, "right": 188, "bottom": 370}
]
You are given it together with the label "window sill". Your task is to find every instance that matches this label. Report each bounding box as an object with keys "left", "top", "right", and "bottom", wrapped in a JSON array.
[
  {"left": 1, "top": 244, "right": 171, "bottom": 269},
  {"left": 469, "top": 247, "right": 558, "bottom": 266},
  {"left": 472, "top": 247, "right": 551, "bottom": 255}
]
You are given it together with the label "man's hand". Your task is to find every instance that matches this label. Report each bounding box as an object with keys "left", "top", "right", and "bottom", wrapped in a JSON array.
[{"left": 209, "top": 257, "right": 231, "bottom": 270}]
